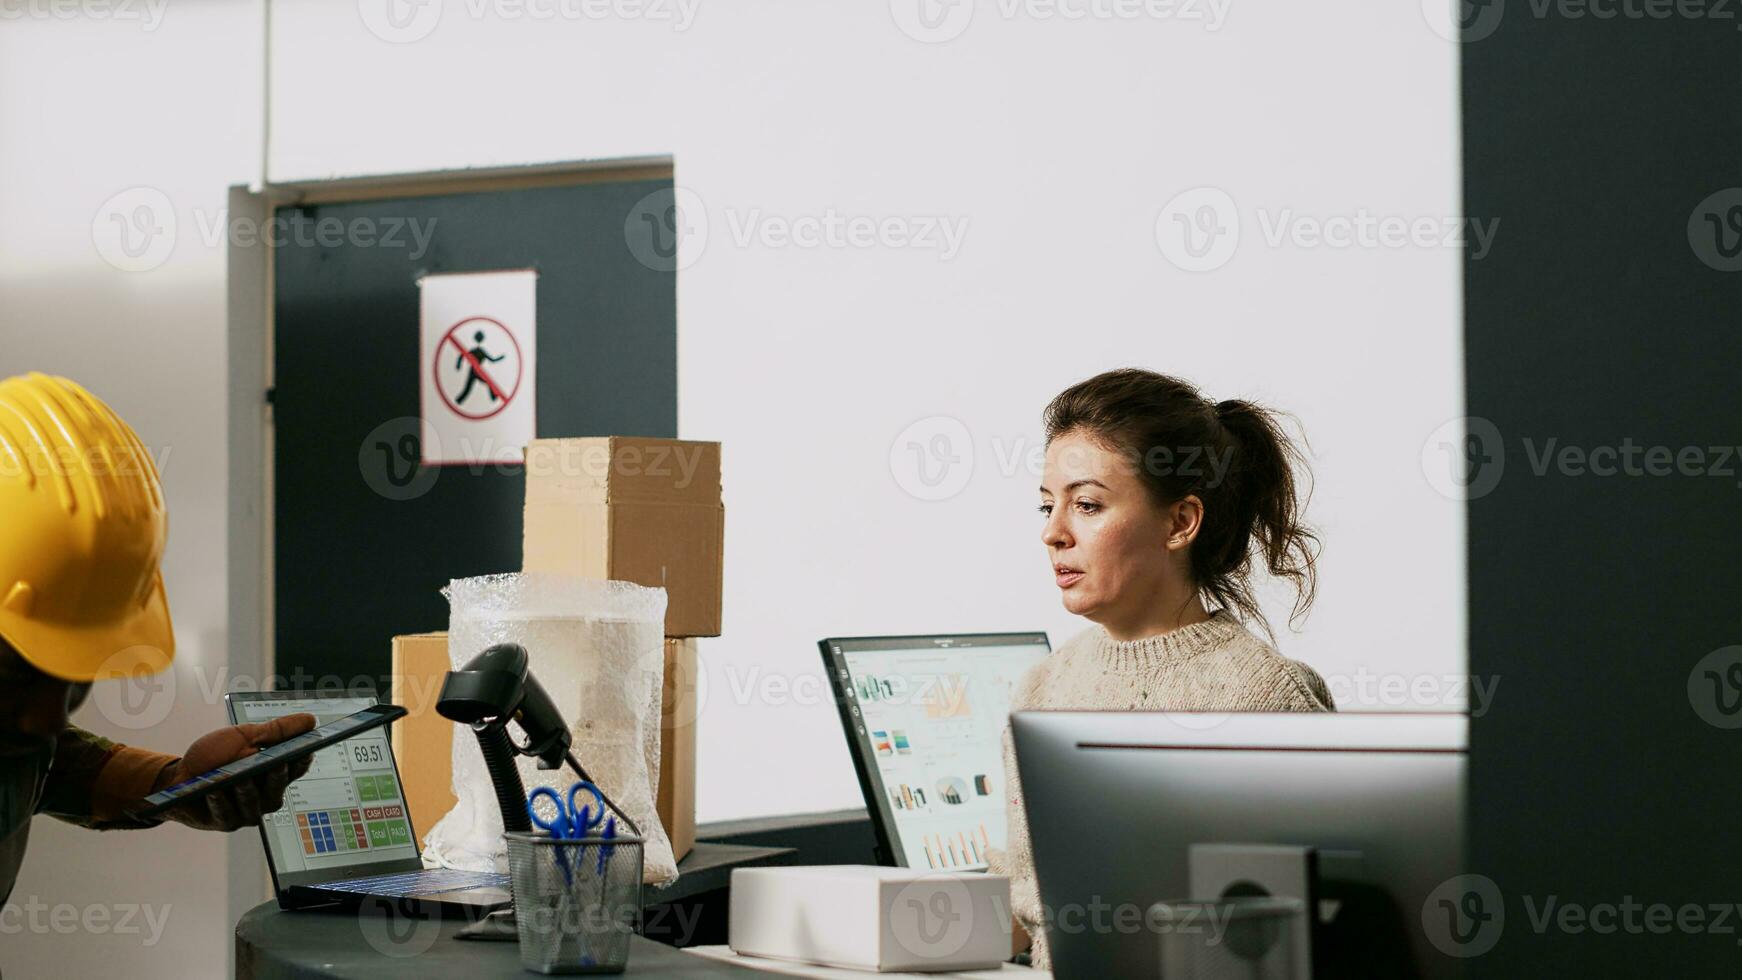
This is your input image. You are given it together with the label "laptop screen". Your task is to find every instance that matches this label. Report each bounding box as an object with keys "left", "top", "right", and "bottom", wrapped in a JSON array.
[
  {"left": 821, "top": 633, "right": 1050, "bottom": 871},
  {"left": 228, "top": 693, "right": 421, "bottom": 885}
]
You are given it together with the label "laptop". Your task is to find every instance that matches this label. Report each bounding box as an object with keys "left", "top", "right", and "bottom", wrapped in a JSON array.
[
  {"left": 819, "top": 631, "right": 1051, "bottom": 870},
  {"left": 226, "top": 690, "right": 512, "bottom": 912}
]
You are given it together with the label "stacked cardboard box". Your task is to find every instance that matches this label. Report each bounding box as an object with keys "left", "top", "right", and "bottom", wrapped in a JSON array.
[
  {"left": 391, "top": 436, "right": 722, "bottom": 862},
  {"left": 655, "top": 637, "right": 699, "bottom": 860},
  {"left": 389, "top": 633, "right": 456, "bottom": 852},
  {"left": 523, "top": 437, "right": 723, "bottom": 638},
  {"left": 524, "top": 436, "right": 720, "bottom": 860}
]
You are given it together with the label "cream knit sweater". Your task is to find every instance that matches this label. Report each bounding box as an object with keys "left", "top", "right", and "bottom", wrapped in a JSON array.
[{"left": 985, "top": 609, "right": 1334, "bottom": 971}]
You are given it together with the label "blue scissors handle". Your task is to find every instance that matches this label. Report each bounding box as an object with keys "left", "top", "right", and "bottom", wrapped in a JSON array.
[
  {"left": 596, "top": 815, "right": 618, "bottom": 875},
  {"left": 567, "top": 781, "right": 606, "bottom": 835},
  {"left": 529, "top": 782, "right": 610, "bottom": 839},
  {"left": 527, "top": 785, "right": 576, "bottom": 838},
  {"left": 527, "top": 781, "right": 618, "bottom": 888}
]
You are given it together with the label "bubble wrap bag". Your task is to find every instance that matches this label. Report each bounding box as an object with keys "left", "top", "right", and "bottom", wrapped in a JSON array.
[{"left": 422, "top": 572, "right": 678, "bottom": 886}]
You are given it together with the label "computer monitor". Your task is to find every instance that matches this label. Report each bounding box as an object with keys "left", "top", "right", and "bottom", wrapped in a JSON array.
[
  {"left": 820, "top": 632, "right": 1051, "bottom": 870},
  {"left": 1012, "top": 711, "right": 1466, "bottom": 979}
]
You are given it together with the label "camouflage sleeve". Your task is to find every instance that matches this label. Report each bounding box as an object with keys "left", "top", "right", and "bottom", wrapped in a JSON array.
[{"left": 39, "top": 727, "right": 178, "bottom": 830}]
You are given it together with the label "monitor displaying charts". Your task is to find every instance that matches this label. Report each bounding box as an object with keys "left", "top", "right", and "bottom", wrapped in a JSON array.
[{"left": 821, "top": 632, "right": 1051, "bottom": 871}]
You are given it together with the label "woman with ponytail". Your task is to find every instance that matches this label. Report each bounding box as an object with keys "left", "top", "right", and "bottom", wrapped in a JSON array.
[{"left": 987, "top": 368, "right": 1333, "bottom": 969}]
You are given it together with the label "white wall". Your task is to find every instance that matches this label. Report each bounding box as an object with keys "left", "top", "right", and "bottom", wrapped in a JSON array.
[
  {"left": 0, "top": 5, "right": 266, "bottom": 978},
  {"left": 0, "top": 1, "right": 1463, "bottom": 976}
]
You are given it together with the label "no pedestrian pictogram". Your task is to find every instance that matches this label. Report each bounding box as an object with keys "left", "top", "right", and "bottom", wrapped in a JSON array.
[
  {"left": 418, "top": 269, "right": 538, "bottom": 466},
  {"left": 435, "top": 316, "right": 523, "bottom": 421}
]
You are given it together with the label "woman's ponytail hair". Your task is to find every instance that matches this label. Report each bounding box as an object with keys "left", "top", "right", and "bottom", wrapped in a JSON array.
[{"left": 1042, "top": 368, "right": 1319, "bottom": 638}]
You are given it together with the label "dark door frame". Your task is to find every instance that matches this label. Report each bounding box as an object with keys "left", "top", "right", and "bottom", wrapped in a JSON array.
[{"left": 223, "top": 154, "right": 674, "bottom": 935}]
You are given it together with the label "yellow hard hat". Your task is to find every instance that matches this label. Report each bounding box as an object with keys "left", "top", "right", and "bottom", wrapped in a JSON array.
[{"left": 0, "top": 373, "right": 174, "bottom": 682}]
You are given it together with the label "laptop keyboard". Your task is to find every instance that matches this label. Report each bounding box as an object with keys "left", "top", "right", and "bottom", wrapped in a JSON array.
[{"left": 320, "top": 868, "right": 509, "bottom": 897}]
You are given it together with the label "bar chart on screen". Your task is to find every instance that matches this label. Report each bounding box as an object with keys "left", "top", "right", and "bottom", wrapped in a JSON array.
[{"left": 919, "top": 824, "right": 993, "bottom": 869}]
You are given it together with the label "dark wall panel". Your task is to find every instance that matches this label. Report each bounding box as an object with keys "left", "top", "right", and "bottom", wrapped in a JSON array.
[
  {"left": 1464, "top": 11, "right": 1742, "bottom": 976},
  {"left": 273, "top": 179, "right": 676, "bottom": 690}
]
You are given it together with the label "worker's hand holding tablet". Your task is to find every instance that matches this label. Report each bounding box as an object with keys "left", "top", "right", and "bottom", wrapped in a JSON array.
[
  {"left": 144, "top": 713, "right": 319, "bottom": 830},
  {"left": 129, "top": 707, "right": 406, "bottom": 830}
]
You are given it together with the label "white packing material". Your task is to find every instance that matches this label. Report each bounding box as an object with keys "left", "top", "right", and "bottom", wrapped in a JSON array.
[{"left": 421, "top": 572, "right": 679, "bottom": 886}]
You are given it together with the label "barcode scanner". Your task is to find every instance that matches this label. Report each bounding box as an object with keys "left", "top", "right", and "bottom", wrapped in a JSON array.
[
  {"left": 436, "top": 642, "right": 571, "bottom": 769},
  {"left": 435, "top": 642, "right": 638, "bottom": 942},
  {"left": 435, "top": 643, "right": 622, "bottom": 835}
]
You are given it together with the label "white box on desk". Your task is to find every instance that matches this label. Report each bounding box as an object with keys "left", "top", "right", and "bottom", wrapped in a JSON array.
[{"left": 729, "top": 865, "right": 1011, "bottom": 973}]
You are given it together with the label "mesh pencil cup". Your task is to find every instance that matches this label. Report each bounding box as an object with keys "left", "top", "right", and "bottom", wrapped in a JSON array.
[{"left": 505, "top": 830, "right": 645, "bottom": 974}]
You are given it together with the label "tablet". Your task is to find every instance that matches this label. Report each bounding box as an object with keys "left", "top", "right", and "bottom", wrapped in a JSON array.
[{"left": 127, "top": 704, "right": 407, "bottom": 820}]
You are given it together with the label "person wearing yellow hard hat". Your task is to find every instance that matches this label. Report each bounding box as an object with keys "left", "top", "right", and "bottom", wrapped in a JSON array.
[{"left": 0, "top": 372, "right": 318, "bottom": 905}]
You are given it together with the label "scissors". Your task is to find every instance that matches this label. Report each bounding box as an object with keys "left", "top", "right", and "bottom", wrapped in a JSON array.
[
  {"left": 528, "top": 782, "right": 604, "bottom": 840},
  {"left": 526, "top": 782, "right": 619, "bottom": 881}
]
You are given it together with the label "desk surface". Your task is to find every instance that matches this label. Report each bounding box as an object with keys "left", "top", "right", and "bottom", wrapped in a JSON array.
[
  {"left": 647, "top": 843, "right": 797, "bottom": 905},
  {"left": 236, "top": 900, "right": 769, "bottom": 979},
  {"left": 236, "top": 842, "right": 798, "bottom": 979}
]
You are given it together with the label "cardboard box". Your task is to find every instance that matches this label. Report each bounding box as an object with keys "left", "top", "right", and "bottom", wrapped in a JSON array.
[
  {"left": 728, "top": 866, "right": 1012, "bottom": 972},
  {"left": 390, "top": 633, "right": 458, "bottom": 850},
  {"left": 523, "top": 437, "right": 723, "bottom": 637},
  {"left": 658, "top": 637, "right": 699, "bottom": 862},
  {"left": 389, "top": 632, "right": 698, "bottom": 862}
]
